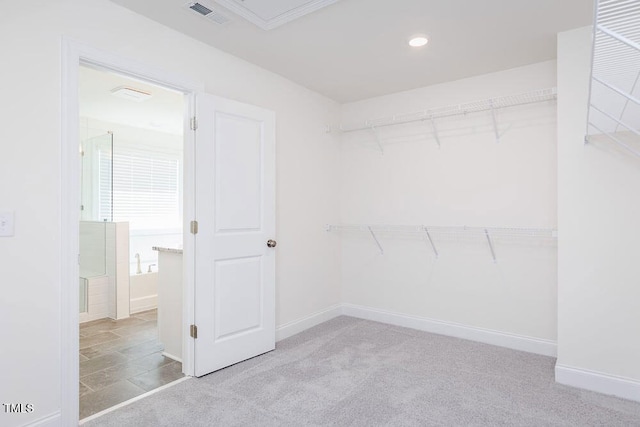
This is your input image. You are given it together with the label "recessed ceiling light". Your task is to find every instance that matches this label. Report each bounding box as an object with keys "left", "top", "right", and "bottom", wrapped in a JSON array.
[{"left": 409, "top": 35, "right": 429, "bottom": 47}]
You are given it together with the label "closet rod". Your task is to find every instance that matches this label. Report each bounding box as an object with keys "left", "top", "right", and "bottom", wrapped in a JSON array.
[{"left": 332, "top": 87, "right": 557, "bottom": 134}]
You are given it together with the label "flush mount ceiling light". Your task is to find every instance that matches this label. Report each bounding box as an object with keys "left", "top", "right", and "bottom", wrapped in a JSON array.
[
  {"left": 409, "top": 35, "right": 429, "bottom": 47},
  {"left": 111, "top": 86, "right": 152, "bottom": 102}
]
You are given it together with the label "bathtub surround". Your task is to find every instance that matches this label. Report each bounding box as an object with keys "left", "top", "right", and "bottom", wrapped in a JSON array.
[
  {"left": 129, "top": 272, "right": 158, "bottom": 314},
  {"left": 128, "top": 230, "right": 181, "bottom": 276}
]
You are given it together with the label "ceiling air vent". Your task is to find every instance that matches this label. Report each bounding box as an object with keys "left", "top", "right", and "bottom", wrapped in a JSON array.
[
  {"left": 189, "top": 2, "right": 212, "bottom": 15},
  {"left": 185, "top": 2, "right": 230, "bottom": 25}
]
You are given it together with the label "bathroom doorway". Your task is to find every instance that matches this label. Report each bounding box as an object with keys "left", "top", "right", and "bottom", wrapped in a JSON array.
[
  {"left": 63, "top": 41, "right": 276, "bottom": 426},
  {"left": 77, "top": 64, "right": 187, "bottom": 419}
]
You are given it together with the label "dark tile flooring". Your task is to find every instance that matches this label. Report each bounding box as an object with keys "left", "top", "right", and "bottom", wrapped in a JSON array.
[{"left": 79, "top": 309, "right": 184, "bottom": 420}]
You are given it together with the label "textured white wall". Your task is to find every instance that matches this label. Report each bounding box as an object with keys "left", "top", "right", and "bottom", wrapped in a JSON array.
[
  {"left": 338, "top": 61, "right": 558, "bottom": 341},
  {"left": 0, "top": 1, "right": 341, "bottom": 425},
  {"left": 557, "top": 27, "right": 640, "bottom": 386}
]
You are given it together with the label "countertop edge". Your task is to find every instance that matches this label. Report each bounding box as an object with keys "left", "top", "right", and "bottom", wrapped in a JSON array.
[{"left": 152, "top": 246, "right": 183, "bottom": 254}]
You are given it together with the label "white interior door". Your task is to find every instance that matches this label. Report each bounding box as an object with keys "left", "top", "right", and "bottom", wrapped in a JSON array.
[{"left": 194, "top": 94, "right": 276, "bottom": 377}]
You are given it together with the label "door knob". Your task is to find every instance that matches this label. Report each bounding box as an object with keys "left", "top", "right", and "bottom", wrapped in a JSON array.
[{"left": 267, "top": 239, "right": 277, "bottom": 248}]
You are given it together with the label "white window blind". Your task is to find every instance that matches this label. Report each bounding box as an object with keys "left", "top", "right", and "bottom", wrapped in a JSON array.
[{"left": 99, "top": 147, "right": 181, "bottom": 230}]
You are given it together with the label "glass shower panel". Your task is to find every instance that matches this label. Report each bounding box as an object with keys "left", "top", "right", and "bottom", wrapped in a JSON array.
[
  {"left": 79, "top": 278, "right": 88, "bottom": 313},
  {"left": 80, "top": 132, "right": 113, "bottom": 222},
  {"left": 79, "top": 221, "right": 108, "bottom": 277},
  {"left": 79, "top": 132, "right": 113, "bottom": 314}
]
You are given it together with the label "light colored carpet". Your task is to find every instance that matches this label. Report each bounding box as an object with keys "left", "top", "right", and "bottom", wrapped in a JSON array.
[{"left": 85, "top": 316, "right": 640, "bottom": 426}]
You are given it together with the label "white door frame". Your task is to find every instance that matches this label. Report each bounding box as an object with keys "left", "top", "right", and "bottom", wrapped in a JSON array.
[{"left": 61, "top": 37, "right": 203, "bottom": 425}]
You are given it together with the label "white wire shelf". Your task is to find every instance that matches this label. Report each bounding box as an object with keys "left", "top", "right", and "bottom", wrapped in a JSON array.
[
  {"left": 586, "top": 0, "right": 640, "bottom": 155},
  {"left": 333, "top": 88, "right": 558, "bottom": 134},
  {"left": 325, "top": 224, "right": 557, "bottom": 262}
]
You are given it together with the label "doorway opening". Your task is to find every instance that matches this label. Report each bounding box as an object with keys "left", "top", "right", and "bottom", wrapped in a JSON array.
[
  {"left": 76, "top": 64, "right": 189, "bottom": 420},
  {"left": 62, "top": 39, "right": 276, "bottom": 426}
]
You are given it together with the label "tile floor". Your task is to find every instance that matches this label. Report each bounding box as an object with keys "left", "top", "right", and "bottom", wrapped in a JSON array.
[{"left": 79, "top": 309, "right": 184, "bottom": 420}]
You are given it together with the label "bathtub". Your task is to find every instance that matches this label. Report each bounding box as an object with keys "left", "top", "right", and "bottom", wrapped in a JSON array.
[{"left": 130, "top": 272, "right": 158, "bottom": 313}]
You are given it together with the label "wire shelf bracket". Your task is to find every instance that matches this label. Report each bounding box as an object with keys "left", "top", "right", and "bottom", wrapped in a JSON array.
[
  {"left": 484, "top": 229, "right": 497, "bottom": 263},
  {"left": 370, "top": 126, "right": 384, "bottom": 154},
  {"left": 326, "top": 224, "right": 557, "bottom": 262},
  {"left": 429, "top": 117, "right": 442, "bottom": 149},
  {"left": 367, "top": 226, "right": 384, "bottom": 255},
  {"left": 489, "top": 101, "right": 501, "bottom": 144},
  {"left": 423, "top": 226, "right": 439, "bottom": 258}
]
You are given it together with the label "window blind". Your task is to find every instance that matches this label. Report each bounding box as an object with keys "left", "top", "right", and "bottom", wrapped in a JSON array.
[{"left": 99, "top": 147, "right": 181, "bottom": 230}]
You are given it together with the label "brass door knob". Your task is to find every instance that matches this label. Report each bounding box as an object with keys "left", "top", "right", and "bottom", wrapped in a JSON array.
[{"left": 267, "top": 239, "right": 277, "bottom": 248}]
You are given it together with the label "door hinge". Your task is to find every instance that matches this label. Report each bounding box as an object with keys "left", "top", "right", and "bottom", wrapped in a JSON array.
[
  {"left": 190, "top": 324, "right": 198, "bottom": 339},
  {"left": 190, "top": 116, "right": 198, "bottom": 131},
  {"left": 190, "top": 220, "right": 199, "bottom": 235}
]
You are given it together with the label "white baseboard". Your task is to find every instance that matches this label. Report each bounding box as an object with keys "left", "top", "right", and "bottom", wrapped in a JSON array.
[
  {"left": 275, "top": 303, "right": 556, "bottom": 357},
  {"left": 24, "top": 411, "right": 61, "bottom": 427},
  {"left": 162, "top": 351, "right": 182, "bottom": 363},
  {"left": 130, "top": 294, "right": 157, "bottom": 314},
  {"left": 555, "top": 364, "right": 640, "bottom": 402},
  {"left": 276, "top": 304, "right": 342, "bottom": 341},
  {"left": 342, "top": 303, "right": 557, "bottom": 357}
]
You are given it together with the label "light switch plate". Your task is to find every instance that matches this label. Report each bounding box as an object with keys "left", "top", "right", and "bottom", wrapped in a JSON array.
[{"left": 0, "top": 211, "right": 15, "bottom": 237}]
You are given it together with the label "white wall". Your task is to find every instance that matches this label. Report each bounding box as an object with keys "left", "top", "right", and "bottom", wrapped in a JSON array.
[
  {"left": 0, "top": 1, "right": 341, "bottom": 425},
  {"left": 556, "top": 27, "right": 640, "bottom": 400},
  {"left": 338, "top": 61, "right": 558, "bottom": 344}
]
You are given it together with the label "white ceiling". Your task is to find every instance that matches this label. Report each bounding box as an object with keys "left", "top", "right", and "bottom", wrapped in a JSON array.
[
  {"left": 226, "top": 0, "right": 332, "bottom": 21},
  {"left": 213, "top": 0, "right": 339, "bottom": 30},
  {"left": 110, "top": 0, "right": 593, "bottom": 103},
  {"left": 79, "top": 66, "right": 185, "bottom": 135}
]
